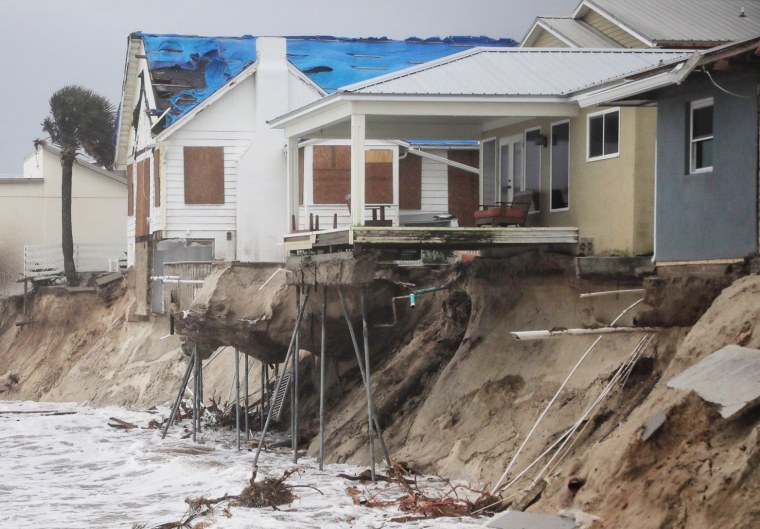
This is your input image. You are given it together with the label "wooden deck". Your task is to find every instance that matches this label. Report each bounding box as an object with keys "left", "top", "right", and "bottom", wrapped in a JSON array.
[{"left": 283, "top": 226, "right": 578, "bottom": 253}]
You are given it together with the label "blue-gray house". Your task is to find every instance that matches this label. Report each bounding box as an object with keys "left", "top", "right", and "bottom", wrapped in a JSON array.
[{"left": 581, "top": 37, "right": 760, "bottom": 263}]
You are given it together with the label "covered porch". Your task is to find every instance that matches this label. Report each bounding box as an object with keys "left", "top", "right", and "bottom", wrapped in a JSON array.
[{"left": 272, "top": 92, "right": 581, "bottom": 254}]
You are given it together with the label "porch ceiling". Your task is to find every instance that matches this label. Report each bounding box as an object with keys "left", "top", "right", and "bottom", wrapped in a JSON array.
[{"left": 271, "top": 95, "right": 580, "bottom": 140}]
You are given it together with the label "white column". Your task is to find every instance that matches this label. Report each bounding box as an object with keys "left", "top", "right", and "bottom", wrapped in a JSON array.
[
  {"left": 286, "top": 137, "right": 299, "bottom": 232},
  {"left": 350, "top": 114, "right": 366, "bottom": 226}
]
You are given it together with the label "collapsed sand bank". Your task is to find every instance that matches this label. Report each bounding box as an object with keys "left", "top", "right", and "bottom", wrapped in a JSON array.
[{"left": 1, "top": 252, "right": 758, "bottom": 527}]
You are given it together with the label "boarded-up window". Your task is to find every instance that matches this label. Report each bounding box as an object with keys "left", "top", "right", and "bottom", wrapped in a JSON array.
[
  {"left": 399, "top": 154, "right": 422, "bottom": 210},
  {"left": 153, "top": 148, "right": 161, "bottom": 207},
  {"left": 365, "top": 149, "right": 392, "bottom": 204},
  {"left": 127, "top": 164, "right": 134, "bottom": 216},
  {"left": 184, "top": 147, "right": 224, "bottom": 204},
  {"left": 448, "top": 150, "right": 480, "bottom": 227},
  {"left": 313, "top": 145, "right": 350, "bottom": 204},
  {"left": 313, "top": 145, "right": 393, "bottom": 204},
  {"left": 136, "top": 158, "right": 151, "bottom": 237}
]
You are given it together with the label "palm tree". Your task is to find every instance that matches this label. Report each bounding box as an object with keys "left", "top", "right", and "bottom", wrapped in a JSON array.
[{"left": 42, "top": 86, "right": 115, "bottom": 286}]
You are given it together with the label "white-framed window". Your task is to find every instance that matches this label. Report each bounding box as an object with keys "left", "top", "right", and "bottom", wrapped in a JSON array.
[
  {"left": 550, "top": 120, "right": 570, "bottom": 211},
  {"left": 690, "top": 98, "right": 713, "bottom": 173},
  {"left": 587, "top": 107, "right": 620, "bottom": 161}
]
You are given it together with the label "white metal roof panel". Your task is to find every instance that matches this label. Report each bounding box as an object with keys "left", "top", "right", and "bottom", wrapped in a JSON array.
[
  {"left": 541, "top": 18, "right": 623, "bottom": 48},
  {"left": 586, "top": 0, "right": 760, "bottom": 44},
  {"left": 345, "top": 48, "right": 692, "bottom": 97}
]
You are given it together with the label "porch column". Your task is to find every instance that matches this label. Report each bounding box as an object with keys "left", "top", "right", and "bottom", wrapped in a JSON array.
[
  {"left": 351, "top": 114, "right": 366, "bottom": 226},
  {"left": 286, "top": 137, "right": 299, "bottom": 232}
]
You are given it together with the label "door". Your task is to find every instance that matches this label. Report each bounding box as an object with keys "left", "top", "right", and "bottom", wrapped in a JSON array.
[
  {"left": 448, "top": 150, "right": 480, "bottom": 227},
  {"left": 498, "top": 134, "right": 524, "bottom": 203}
]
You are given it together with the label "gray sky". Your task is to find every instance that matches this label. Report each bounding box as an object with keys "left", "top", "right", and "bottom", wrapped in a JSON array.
[{"left": 0, "top": 0, "right": 578, "bottom": 174}]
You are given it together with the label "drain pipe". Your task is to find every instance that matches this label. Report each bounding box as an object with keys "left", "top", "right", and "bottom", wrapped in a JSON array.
[{"left": 376, "top": 284, "right": 451, "bottom": 327}]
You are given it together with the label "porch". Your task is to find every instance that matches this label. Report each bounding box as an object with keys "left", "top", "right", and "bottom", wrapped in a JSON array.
[{"left": 283, "top": 225, "right": 578, "bottom": 254}]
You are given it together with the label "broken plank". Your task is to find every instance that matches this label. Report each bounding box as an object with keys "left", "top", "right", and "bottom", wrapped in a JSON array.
[{"left": 108, "top": 417, "right": 138, "bottom": 429}]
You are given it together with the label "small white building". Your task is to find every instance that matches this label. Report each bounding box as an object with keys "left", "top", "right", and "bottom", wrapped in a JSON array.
[{"left": 0, "top": 143, "right": 127, "bottom": 294}]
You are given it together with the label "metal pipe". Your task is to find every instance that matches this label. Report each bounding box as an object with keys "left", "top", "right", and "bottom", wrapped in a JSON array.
[
  {"left": 337, "top": 286, "right": 392, "bottom": 467},
  {"left": 293, "top": 286, "right": 301, "bottom": 464},
  {"left": 319, "top": 286, "right": 327, "bottom": 470},
  {"left": 511, "top": 326, "right": 655, "bottom": 341},
  {"left": 361, "top": 289, "right": 376, "bottom": 481},
  {"left": 376, "top": 284, "right": 450, "bottom": 327},
  {"left": 253, "top": 288, "right": 310, "bottom": 467},
  {"left": 244, "top": 353, "right": 249, "bottom": 441},
  {"left": 162, "top": 352, "right": 195, "bottom": 439},
  {"left": 261, "top": 363, "right": 266, "bottom": 434},
  {"left": 198, "top": 351, "right": 203, "bottom": 433},
  {"left": 192, "top": 346, "right": 199, "bottom": 443},
  {"left": 579, "top": 289, "right": 645, "bottom": 299},
  {"left": 235, "top": 348, "right": 240, "bottom": 451}
]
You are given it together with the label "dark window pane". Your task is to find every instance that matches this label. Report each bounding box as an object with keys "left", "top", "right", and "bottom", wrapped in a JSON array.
[
  {"left": 693, "top": 105, "right": 713, "bottom": 138},
  {"left": 551, "top": 122, "right": 569, "bottom": 210},
  {"left": 589, "top": 115, "right": 604, "bottom": 158},
  {"left": 695, "top": 139, "right": 713, "bottom": 170},
  {"left": 604, "top": 111, "right": 619, "bottom": 155}
]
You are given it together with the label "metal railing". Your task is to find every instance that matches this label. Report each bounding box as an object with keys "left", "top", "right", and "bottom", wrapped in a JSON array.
[{"left": 23, "top": 243, "right": 127, "bottom": 278}]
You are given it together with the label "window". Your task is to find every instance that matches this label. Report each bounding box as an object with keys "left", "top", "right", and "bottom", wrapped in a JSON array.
[
  {"left": 551, "top": 121, "right": 570, "bottom": 211},
  {"left": 587, "top": 108, "right": 619, "bottom": 160},
  {"left": 184, "top": 147, "right": 225, "bottom": 204},
  {"left": 690, "top": 98, "right": 713, "bottom": 173}
]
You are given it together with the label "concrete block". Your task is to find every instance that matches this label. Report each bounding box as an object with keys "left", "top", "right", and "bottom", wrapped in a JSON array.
[
  {"left": 94, "top": 272, "right": 123, "bottom": 287},
  {"left": 668, "top": 345, "right": 760, "bottom": 418}
]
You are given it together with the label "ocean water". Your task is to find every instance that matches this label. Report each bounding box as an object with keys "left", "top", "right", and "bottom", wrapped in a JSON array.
[{"left": 0, "top": 401, "right": 483, "bottom": 528}]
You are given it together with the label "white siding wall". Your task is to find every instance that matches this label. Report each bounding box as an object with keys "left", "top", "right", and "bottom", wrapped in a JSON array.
[{"left": 421, "top": 150, "right": 449, "bottom": 213}]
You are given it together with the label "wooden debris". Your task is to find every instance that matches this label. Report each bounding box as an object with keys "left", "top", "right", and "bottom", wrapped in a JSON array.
[{"left": 108, "top": 417, "right": 138, "bottom": 429}]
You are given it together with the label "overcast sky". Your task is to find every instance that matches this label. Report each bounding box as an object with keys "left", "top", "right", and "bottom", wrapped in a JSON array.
[{"left": 0, "top": 0, "right": 578, "bottom": 175}]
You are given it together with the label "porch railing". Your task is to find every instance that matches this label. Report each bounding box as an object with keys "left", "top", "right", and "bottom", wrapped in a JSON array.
[{"left": 23, "top": 243, "right": 127, "bottom": 278}]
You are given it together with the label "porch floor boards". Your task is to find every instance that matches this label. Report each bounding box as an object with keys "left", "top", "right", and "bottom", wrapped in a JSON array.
[{"left": 283, "top": 226, "right": 578, "bottom": 253}]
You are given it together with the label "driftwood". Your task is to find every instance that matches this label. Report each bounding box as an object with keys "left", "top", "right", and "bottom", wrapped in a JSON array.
[{"left": 108, "top": 417, "right": 138, "bottom": 429}]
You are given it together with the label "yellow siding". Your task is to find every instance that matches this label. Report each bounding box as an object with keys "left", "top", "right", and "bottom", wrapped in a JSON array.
[
  {"left": 482, "top": 107, "right": 656, "bottom": 256},
  {"left": 532, "top": 30, "right": 568, "bottom": 48},
  {"left": 583, "top": 10, "right": 648, "bottom": 48}
]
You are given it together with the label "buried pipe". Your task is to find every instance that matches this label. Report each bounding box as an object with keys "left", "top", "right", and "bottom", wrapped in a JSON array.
[
  {"left": 337, "top": 286, "right": 392, "bottom": 467},
  {"left": 253, "top": 287, "right": 311, "bottom": 468},
  {"left": 511, "top": 326, "right": 656, "bottom": 340},
  {"left": 579, "top": 288, "right": 644, "bottom": 299}
]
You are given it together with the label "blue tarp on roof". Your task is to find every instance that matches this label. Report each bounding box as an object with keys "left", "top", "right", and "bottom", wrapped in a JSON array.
[{"left": 134, "top": 33, "right": 516, "bottom": 128}]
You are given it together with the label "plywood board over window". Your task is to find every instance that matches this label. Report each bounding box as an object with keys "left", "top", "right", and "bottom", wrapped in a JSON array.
[
  {"left": 313, "top": 145, "right": 350, "bottom": 204},
  {"left": 365, "top": 149, "right": 392, "bottom": 204},
  {"left": 399, "top": 154, "right": 422, "bottom": 210},
  {"left": 136, "top": 158, "right": 151, "bottom": 237},
  {"left": 448, "top": 150, "right": 480, "bottom": 227},
  {"left": 313, "top": 145, "right": 393, "bottom": 204},
  {"left": 184, "top": 146, "right": 224, "bottom": 204},
  {"left": 127, "top": 163, "right": 134, "bottom": 216}
]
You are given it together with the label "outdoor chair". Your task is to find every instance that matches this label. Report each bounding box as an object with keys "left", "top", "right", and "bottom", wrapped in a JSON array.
[{"left": 474, "top": 190, "right": 534, "bottom": 227}]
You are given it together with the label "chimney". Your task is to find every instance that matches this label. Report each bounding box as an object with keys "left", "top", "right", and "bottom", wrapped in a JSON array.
[{"left": 255, "top": 37, "right": 289, "bottom": 124}]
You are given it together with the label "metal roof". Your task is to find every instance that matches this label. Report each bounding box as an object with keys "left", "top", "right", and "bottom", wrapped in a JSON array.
[
  {"left": 529, "top": 17, "right": 622, "bottom": 48},
  {"left": 581, "top": 0, "right": 760, "bottom": 45},
  {"left": 342, "top": 48, "right": 692, "bottom": 97}
]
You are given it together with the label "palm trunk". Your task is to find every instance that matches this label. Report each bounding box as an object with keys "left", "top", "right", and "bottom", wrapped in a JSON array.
[{"left": 61, "top": 153, "right": 78, "bottom": 286}]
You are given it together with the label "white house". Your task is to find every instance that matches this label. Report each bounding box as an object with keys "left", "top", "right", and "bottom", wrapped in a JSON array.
[
  {"left": 0, "top": 143, "right": 127, "bottom": 294},
  {"left": 114, "top": 33, "right": 513, "bottom": 312}
]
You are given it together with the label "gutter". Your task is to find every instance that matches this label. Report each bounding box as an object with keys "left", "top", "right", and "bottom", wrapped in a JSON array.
[{"left": 574, "top": 51, "right": 702, "bottom": 108}]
